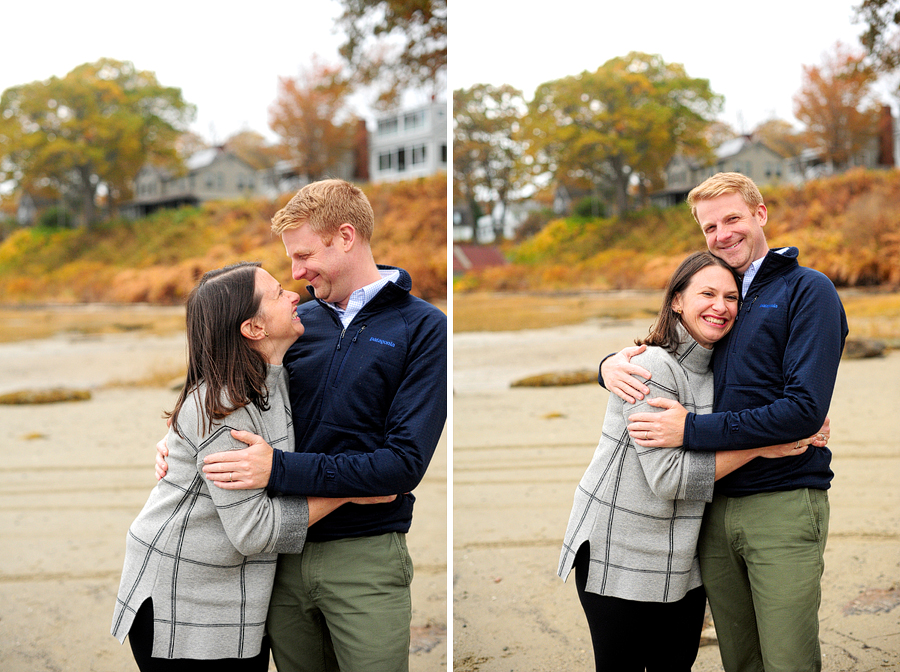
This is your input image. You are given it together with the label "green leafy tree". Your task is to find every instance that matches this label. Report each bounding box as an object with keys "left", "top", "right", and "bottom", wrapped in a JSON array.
[
  {"left": 268, "top": 57, "right": 358, "bottom": 182},
  {"left": 521, "top": 52, "right": 722, "bottom": 215},
  {"left": 0, "top": 59, "right": 195, "bottom": 226},
  {"left": 336, "top": 0, "right": 446, "bottom": 108},
  {"left": 793, "top": 42, "right": 881, "bottom": 170},
  {"left": 453, "top": 83, "right": 526, "bottom": 239}
]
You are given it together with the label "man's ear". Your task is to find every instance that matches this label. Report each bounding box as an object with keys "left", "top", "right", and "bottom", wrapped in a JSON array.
[
  {"left": 756, "top": 203, "right": 768, "bottom": 228},
  {"left": 241, "top": 318, "right": 267, "bottom": 341},
  {"left": 337, "top": 223, "right": 356, "bottom": 251}
]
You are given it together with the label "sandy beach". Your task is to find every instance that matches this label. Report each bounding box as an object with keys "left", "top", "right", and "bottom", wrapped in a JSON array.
[
  {"left": 453, "top": 316, "right": 900, "bottom": 671},
  {"left": 0, "top": 306, "right": 447, "bottom": 671}
]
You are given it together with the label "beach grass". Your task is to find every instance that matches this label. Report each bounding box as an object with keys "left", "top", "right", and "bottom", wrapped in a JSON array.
[{"left": 454, "top": 288, "right": 900, "bottom": 340}]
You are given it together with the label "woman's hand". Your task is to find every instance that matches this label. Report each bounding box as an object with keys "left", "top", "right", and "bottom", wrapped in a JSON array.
[
  {"left": 756, "top": 441, "right": 810, "bottom": 459},
  {"left": 810, "top": 417, "right": 830, "bottom": 447},
  {"left": 757, "top": 419, "right": 832, "bottom": 459},
  {"left": 349, "top": 495, "right": 398, "bottom": 505}
]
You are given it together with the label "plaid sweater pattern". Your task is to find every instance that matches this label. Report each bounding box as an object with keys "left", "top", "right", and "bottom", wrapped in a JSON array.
[
  {"left": 111, "top": 365, "right": 309, "bottom": 659},
  {"left": 558, "top": 326, "right": 716, "bottom": 602}
]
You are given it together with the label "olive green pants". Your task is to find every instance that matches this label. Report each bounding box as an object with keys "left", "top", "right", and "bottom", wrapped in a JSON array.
[
  {"left": 699, "top": 489, "right": 829, "bottom": 672},
  {"left": 267, "top": 532, "right": 414, "bottom": 672}
]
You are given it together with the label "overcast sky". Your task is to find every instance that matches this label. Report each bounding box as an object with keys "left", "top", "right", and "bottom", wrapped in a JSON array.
[
  {"left": 449, "top": 0, "right": 890, "bottom": 133},
  {"left": 2, "top": 1, "right": 888, "bottom": 145},
  {"left": 1, "top": 0, "right": 353, "bottom": 144}
]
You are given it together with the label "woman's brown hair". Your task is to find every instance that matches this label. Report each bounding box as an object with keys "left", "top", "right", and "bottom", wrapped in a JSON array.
[
  {"left": 636, "top": 251, "right": 740, "bottom": 353},
  {"left": 166, "top": 262, "right": 270, "bottom": 437}
]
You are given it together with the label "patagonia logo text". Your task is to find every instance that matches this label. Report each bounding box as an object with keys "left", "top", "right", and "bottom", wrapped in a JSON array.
[
  {"left": 760, "top": 304, "right": 778, "bottom": 308},
  {"left": 369, "top": 337, "right": 396, "bottom": 348}
]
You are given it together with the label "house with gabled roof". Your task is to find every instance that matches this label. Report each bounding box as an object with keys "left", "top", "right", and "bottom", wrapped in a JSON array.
[
  {"left": 651, "top": 136, "right": 789, "bottom": 208},
  {"left": 122, "top": 147, "right": 263, "bottom": 219}
]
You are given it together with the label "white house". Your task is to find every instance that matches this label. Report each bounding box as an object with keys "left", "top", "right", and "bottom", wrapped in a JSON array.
[{"left": 369, "top": 100, "right": 447, "bottom": 183}]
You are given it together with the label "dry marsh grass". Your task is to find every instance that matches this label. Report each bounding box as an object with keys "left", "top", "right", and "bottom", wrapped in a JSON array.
[
  {"left": 454, "top": 288, "right": 900, "bottom": 341},
  {"left": 453, "top": 291, "right": 662, "bottom": 332},
  {"left": 0, "top": 305, "right": 185, "bottom": 344}
]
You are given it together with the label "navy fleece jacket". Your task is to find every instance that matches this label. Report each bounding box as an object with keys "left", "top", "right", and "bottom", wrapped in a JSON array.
[
  {"left": 269, "top": 266, "right": 447, "bottom": 541},
  {"left": 684, "top": 247, "right": 848, "bottom": 496}
]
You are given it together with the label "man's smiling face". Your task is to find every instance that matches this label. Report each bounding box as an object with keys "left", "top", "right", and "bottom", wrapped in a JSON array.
[{"left": 696, "top": 191, "right": 769, "bottom": 275}]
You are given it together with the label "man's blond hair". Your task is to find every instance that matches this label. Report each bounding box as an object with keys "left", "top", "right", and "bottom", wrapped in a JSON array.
[
  {"left": 686, "top": 172, "right": 764, "bottom": 223},
  {"left": 271, "top": 179, "right": 375, "bottom": 243}
]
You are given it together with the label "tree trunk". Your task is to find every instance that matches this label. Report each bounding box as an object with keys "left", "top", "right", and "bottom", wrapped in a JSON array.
[{"left": 77, "top": 165, "right": 98, "bottom": 227}]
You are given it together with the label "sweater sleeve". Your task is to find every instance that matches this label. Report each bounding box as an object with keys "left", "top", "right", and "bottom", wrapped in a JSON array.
[
  {"left": 189, "top": 407, "right": 309, "bottom": 555},
  {"left": 624, "top": 354, "right": 715, "bottom": 503},
  {"left": 269, "top": 310, "right": 447, "bottom": 497},
  {"left": 684, "top": 272, "right": 847, "bottom": 452}
]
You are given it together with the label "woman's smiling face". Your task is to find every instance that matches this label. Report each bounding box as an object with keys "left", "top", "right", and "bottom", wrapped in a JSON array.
[{"left": 672, "top": 265, "right": 739, "bottom": 349}]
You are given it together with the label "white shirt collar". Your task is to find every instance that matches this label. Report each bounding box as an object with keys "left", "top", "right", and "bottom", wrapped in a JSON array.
[
  {"left": 741, "top": 247, "right": 788, "bottom": 298},
  {"left": 328, "top": 269, "right": 400, "bottom": 327}
]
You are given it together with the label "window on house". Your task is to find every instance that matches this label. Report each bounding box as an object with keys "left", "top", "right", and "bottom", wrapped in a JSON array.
[
  {"left": 377, "top": 117, "right": 399, "bottom": 136},
  {"left": 378, "top": 152, "right": 393, "bottom": 171},
  {"left": 441, "top": 143, "right": 447, "bottom": 164},
  {"left": 397, "top": 147, "right": 406, "bottom": 171},
  {"left": 411, "top": 145, "right": 427, "bottom": 165},
  {"left": 404, "top": 110, "right": 425, "bottom": 130}
]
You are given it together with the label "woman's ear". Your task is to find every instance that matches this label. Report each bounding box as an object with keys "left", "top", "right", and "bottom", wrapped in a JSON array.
[
  {"left": 671, "top": 294, "right": 683, "bottom": 315},
  {"left": 241, "top": 318, "right": 267, "bottom": 341}
]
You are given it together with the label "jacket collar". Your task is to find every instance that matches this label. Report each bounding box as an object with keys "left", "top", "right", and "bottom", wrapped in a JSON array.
[
  {"left": 751, "top": 247, "right": 799, "bottom": 288},
  {"left": 305, "top": 265, "right": 412, "bottom": 315}
]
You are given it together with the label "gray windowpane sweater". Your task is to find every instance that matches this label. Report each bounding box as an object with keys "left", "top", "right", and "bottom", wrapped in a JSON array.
[
  {"left": 111, "top": 365, "right": 309, "bottom": 659},
  {"left": 558, "top": 325, "right": 716, "bottom": 603}
]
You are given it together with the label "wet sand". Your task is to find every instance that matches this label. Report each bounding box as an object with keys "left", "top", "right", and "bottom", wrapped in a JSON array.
[
  {"left": 0, "top": 309, "right": 447, "bottom": 671},
  {"left": 453, "top": 317, "right": 900, "bottom": 671}
]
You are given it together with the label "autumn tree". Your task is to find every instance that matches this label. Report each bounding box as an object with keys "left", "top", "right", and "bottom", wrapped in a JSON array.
[
  {"left": 0, "top": 59, "right": 194, "bottom": 226},
  {"left": 856, "top": 0, "right": 900, "bottom": 73},
  {"left": 336, "top": 0, "right": 446, "bottom": 108},
  {"left": 175, "top": 131, "right": 209, "bottom": 160},
  {"left": 704, "top": 120, "right": 738, "bottom": 148},
  {"left": 521, "top": 53, "right": 721, "bottom": 215},
  {"left": 453, "top": 83, "right": 526, "bottom": 239},
  {"left": 793, "top": 42, "right": 882, "bottom": 170},
  {"left": 269, "top": 58, "right": 358, "bottom": 183},
  {"left": 225, "top": 130, "right": 284, "bottom": 171},
  {"left": 752, "top": 118, "right": 812, "bottom": 158}
]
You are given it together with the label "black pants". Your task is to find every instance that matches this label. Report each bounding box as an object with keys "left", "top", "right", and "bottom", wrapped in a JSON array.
[
  {"left": 128, "top": 599, "right": 271, "bottom": 672},
  {"left": 574, "top": 544, "right": 706, "bottom": 672}
]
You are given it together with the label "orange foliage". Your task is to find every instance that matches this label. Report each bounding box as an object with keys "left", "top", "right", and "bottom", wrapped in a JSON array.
[
  {"left": 0, "top": 175, "right": 447, "bottom": 304},
  {"left": 459, "top": 169, "right": 900, "bottom": 292}
]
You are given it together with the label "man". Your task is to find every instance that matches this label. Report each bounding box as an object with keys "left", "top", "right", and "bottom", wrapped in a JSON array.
[
  {"left": 600, "top": 172, "right": 847, "bottom": 671},
  {"left": 157, "top": 179, "right": 447, "bottom": 671}
]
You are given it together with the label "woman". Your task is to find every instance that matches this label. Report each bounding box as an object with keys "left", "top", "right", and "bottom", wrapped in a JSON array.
[
  {"left": 557, "top": 251, "right": 820, "bottom": 671},
  {"left": 111, "top": 262, "right": 390, "bottom": 671}
]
